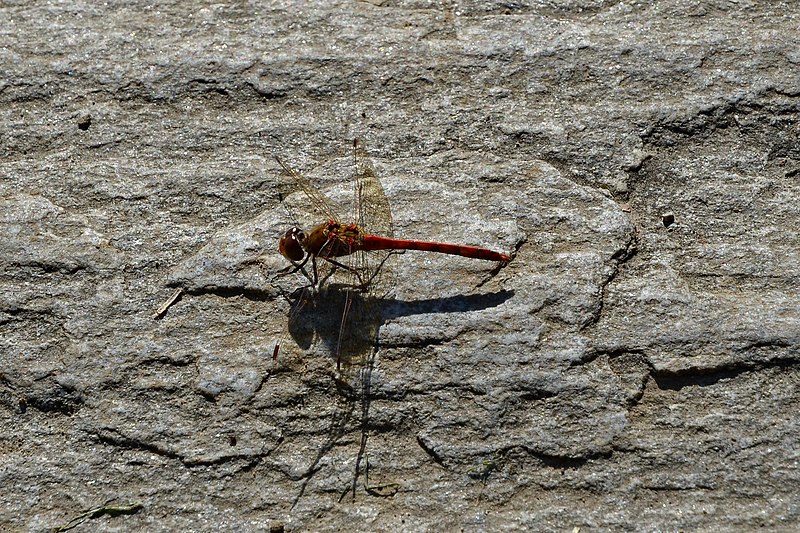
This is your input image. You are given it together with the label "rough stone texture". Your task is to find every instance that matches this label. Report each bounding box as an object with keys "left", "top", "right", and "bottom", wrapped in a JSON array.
[{"left": 1, "top": 1, "right": 798, "bottom": 531}]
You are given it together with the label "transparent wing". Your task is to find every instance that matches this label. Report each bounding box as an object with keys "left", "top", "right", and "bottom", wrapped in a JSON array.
[
  {"left": 350, "top": 139, "right": 397, "bottom": 298},
  {"left": 331, "top": 140, "right": 396, "bottom": 378},
  {"left": 275, "top": 156, "right": 340, "bottom": 223},
  {"left": 352, "top": 139, "right": 393, "bottom": 239},
  {"left": 274, "top": 142, "right": 392, "bottom": 380}
]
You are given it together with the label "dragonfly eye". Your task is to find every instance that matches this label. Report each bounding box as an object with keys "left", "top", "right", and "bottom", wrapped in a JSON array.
[{"left": 279, "top": 227, "right": 306, "bottom": 262}]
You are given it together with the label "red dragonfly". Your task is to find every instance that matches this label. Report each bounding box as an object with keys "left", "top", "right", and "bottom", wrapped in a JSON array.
[{"left": 274, "top": 140, "right": 511, "bottom": 368}]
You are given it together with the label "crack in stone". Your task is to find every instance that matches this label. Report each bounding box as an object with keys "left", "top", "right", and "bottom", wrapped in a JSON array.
[{"left": 579, "top": 228, "right": 639, "bottom": 332}]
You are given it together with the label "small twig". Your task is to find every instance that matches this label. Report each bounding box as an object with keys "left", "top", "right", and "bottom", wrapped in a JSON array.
[
  {"left": 54, "top": 501, "right": 143, "bottom": 532},
  {"left": 152, "top": 288, "right": 183, "bottom": 319}
]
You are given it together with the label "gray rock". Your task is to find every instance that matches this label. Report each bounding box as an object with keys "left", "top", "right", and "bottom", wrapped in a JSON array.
[{"left": 1, "top": 1, "right": 797, "bottom": 531}]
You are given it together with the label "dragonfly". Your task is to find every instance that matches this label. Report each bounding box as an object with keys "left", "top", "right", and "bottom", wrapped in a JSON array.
[{"left": 273, "top": 140, "right": 511, "bottom": 369}]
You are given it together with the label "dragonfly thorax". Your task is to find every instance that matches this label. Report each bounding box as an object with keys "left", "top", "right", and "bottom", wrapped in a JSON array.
[
  {"left": 305, "top": 221, "right": 363, "bottom": 258},
  {"left": 279, "top": 221, "right": 365, "bottom": 263}
]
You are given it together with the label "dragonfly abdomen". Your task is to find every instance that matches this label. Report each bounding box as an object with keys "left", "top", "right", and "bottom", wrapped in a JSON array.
[{"left": 359, "top": 234, "right": 510, "bottom": 262}]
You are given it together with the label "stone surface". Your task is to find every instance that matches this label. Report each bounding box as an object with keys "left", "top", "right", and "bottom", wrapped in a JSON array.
[{"left": 1, "top": 1, "right": 798, "bottom": 531}]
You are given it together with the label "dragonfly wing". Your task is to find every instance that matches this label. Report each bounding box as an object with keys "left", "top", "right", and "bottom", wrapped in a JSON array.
[
  {"left": 275, "top": 156, "right": 340, "bottom": 223},
  {"left": 353, "top": 139, "right": 393, "bottom": 240},
  {"left": 350, "top": 139, "right": 397, "bottom": 299}
]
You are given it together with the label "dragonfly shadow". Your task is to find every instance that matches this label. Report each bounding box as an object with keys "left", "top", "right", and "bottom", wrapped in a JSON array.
[
  {"left": 288, "top": 288, "right": 516, "bottom": 362},
  {"left": 286, "top": 284, "right": 386, "bottom": 505},
  {"left": 287, "top": 285, "right": 384, "bottom": 373},
  {"left": 286, "top": 286, "right": 515, "bottom": 505},
  {"left": 382, "top": 289, "right": 515, "bottom": 321}
]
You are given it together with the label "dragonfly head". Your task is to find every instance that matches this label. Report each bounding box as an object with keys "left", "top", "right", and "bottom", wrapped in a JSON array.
[{"left": 279, "top": 227, "right": 306, "bottom": 262}]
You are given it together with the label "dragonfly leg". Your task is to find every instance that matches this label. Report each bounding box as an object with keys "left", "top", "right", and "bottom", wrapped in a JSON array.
[
  {"left": 359, "top": 250, "right": 405, "bottom": 290},
  {"left": 311, "top": 255, "right": 333, "bottom": 289},
  {"left": 318, "top": 257, "right": 369, "bottom": 291},
  {"left": 280, "top": 255, "right": 334, "bottom": 294},
  {"left": 272, "top": 253, "right": 314, "bottom": 284},
  {"left": 318, "top": 266, "right": 340, "bottom": 289},
  {"left": 271, "top": 256, "right": 316, "bottom": 304}
]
